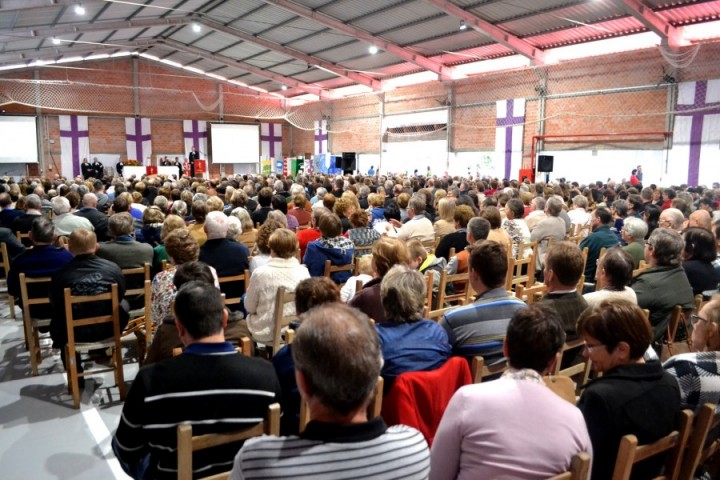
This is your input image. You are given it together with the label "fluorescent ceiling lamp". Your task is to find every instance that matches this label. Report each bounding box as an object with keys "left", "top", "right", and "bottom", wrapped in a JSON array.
[
  {"left": 110, "top": 51, "right": 133, "bottom": 57},
  {"left": 206, "top": 73, "right": 226, "bottom": 80},
  {"left": 368, "top": 45, "right": 379, "bottom": 55},
  {"left": 192, "top": 23, "right": 201, "bottom": 33},
  {"left": 228, "top": 79, "right": 247, "bottom": 87},
  {"left": 74, "top": 4, "right": 85, "bottom": 15},
  {"left": 139, "top": 53, "right": 159, "bottom": 61},
  {"left": 0, "top": 64, "right": 26, "bottom": 71},
  {"left": 51, "top": 37, "right": 61, "bottom": 45},
  {"left": 31, "top": 59, "right": 55, "bottom": 66},
  {"left": 459, "top": 20, "right": 467, "bottom": 31},
  {"left": 281, "top": 85, "right": 288, "bottom": 90}
]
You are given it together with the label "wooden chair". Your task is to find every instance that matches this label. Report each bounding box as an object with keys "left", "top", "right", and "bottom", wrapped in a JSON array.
[
  {"left": 64, "top": 283, "right": 126, "bottom": 409},
  {"left": 515, "top": 282, "right": 547, "bottom": 304},
  {"left": 16, "top": 231, "right": 31, "bottom": 247},
  {"left": 176, "top": 403, "right": 281, "bottom": 480},
  {"left": 679, "top": 403, "right": 720, "bottom": 480},
  {"left": 421, "top": 238, "right": 436, "bottom": 254},
  {"left": 516, "top": 239, "right": 538, "bottom": 260},
  {"left": 55, "top": 235, "right": 69, "bottom": 249},
  {"left": 217, "top": 272, "right": 247, "bottom": 308},
  {"left": 611, "top": 409, "right": 693, "bottom": 480},
  {"left": 19, "top": 273, "right": 53, "bottom": 376},
  {"left": 664, "top": 305, "right": 693, "bottom": 358},
  {"left": 120, "top": 264, "right": 152, "bottom": 365},
  {"left": 543, "top": 375, "right": 577, "bottom": 405},
  {"left": 423, "top": 271, "right": 434, "bottom": 311},
  {"left": 471, "top": 355, "right": 508, "bottom": 383},
  {"left": 633, "top": 259, "right": 650, "bottom": 277},
  {"left": 437, "top": 269, "right": 470, "bottom": 307},
  {"left": 299, "top": 377, "right": 384, "bottom": 434},
  {"left": 268, "top": 287, "right": 297, "bottom": 357},
  {"left": 547, "top": 451, "right": 592, "bottom": 480},
  {"left": 505, "top": 253, "right": 536, "bottom": 292},
  {"left": 0, "top": 242, "right": 17, "bottom": 320},
  {"left": 423, "top": 305, "right": 458, "bottom": 323},
  {"left": 554, "top": 339, "right": 593, "bottom": 397},
  {"left": 353, "top": 244, "right": 373, "bottom": 260},
  {"left": 323, "top": 259, "right": 354, "bottom": 285}
]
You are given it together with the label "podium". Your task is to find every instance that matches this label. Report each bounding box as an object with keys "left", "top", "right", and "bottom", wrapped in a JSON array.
[
  {"left": 146, "top": 166, "right": 158, "bottom": 175},
  {"left": 195, "top": 160, "right": 206, "bottom": 174}
]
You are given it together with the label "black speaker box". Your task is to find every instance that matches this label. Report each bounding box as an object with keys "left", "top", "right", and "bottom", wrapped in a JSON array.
[
  {"left": 342, "top": 152, "right": 356, "bottom": 172},
  {"left": 537, "top": 155, "right": 554, "bottom": 173}
]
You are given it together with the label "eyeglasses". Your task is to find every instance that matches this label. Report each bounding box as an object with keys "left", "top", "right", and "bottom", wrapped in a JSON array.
[
  {"left": 690, "top": 315, "right": 708, "bottom": 326},
  {"left": 645, "top": 241, "right": 654, "bottom": 249},
  {"left": 583, "top": 342, "right": 607, "bottom": 353}
]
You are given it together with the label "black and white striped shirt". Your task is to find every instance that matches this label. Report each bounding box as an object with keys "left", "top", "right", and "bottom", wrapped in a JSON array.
[{"left": 230, "top": 417, "right": 429, "bottom": 480}]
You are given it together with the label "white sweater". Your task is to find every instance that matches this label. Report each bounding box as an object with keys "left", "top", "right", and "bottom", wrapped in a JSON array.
[{"left": 245, "top": 257, "right": 310, "bottom": 343}]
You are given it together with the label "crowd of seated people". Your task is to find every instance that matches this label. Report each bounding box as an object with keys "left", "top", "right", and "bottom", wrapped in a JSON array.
[{"left": 3, "top": 169, "right": 720, "bottom": 479}]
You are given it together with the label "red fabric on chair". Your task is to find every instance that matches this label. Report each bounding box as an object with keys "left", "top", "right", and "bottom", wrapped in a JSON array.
[{"left": 381, "top": 356, "right": 472, "bottom": 446}]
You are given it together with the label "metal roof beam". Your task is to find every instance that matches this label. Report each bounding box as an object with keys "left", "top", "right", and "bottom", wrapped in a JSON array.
[
  {"left": 616, "top": 0, "right": 686, "bottom": 47},
  {"left": 198, "top": 17, "right": 381, "bottom": 91},
  {"left": 260, "top": 0, "right": 456, "bottom": 80},
  {"left": 0, "top": 16, "right": 192, "bottom": 42},
  {"left": 425, "top": 0, "right": 545, "bottom": 64},
  {"left": 0, "top": 0, "right": 104, "bottom": 12},
  {"left": 160, "top": 38, "right": 329, "bottom": 98}
]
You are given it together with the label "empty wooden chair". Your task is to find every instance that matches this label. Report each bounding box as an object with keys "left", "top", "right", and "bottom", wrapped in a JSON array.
[
  {"left": 176, "top": 403, "right": 281, "bottom": 480},
  {"left": 611, "top": 409, "right": 693, "bottom": 480},
  {"left": 64, "top": 284, "right": 126, "bottom": 409},
  {"left": 547, "top": 452, "right": 592, "bottom": 480},
  {"left": 19, "top": 273, "right": 53, "bottom": 376}
]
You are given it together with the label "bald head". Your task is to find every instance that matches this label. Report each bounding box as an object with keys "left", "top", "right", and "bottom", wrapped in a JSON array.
[
  {"left": 688, "top": 209, "right": 711, "bottom": 230},
  {"left": 82, "top": 193, "right": 98, "bottom": 208}
]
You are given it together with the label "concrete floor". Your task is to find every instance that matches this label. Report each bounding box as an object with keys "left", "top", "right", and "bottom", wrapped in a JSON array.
[{"left": 0, "top": 298, "right": 137, "bottom": 480}]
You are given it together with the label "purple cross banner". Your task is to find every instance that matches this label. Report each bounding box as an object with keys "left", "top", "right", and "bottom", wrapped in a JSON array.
[
  {"left": 314, "top": 119, "right": 328, "bottom": 155},
  {"left": 183, "top": 119, "right": 207, "bottom": 159},
  {"left": 671, "top": 79, "right": 720, "bottom": 186},
  {"left": 125, "top": 117, "right": 152, "bottom": 165},
  {"left": 59, "top": 115, "right": 89, "bottom": 178},
  {"left": 495, "top": 98, "right": 526, "bottom": 180},
  {"left": 260, "top": 123, "right": 282, "bottom": 160}
]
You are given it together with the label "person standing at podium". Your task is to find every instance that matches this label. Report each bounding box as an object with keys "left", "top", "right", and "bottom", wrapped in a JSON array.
[{"left": 188, "top": 146, "right": 200, "bottom": 178}]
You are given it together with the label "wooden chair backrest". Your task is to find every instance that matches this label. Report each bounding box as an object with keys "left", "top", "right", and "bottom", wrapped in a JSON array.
[
  {"left": 547, "top": 452, "right": 591, "bottom": 480},
  {"left": 471, "top": 356, "right": 508, "bottom": 383},
  {"left": 543, "top": 375, "right": 577, "bottom": 405},
  {"left": 323, "top": 259, "right": 354, "bottom": 280},
  {"left": 424, "top": 271, "right": 434, "bottom": 311},
  {"left": 553, "top": 338, "right": 592, "bottom": 397},
  {"left": 176, "top": 403, "right": 281, "bottom": 480},
  {"left": 16, "top": 231, "right": 31, "bottom": 245},
  {"left": 217, "top": 273, "right": 247, "bottom": 306},
  {"left": 505, "top": 253, "right": 536, "bottom": 291},
  {"left": 19, "top": 273, "right": 53, "bottom": 376},
  {"left": 299, "top": 377, "right": 383, "bottom": 434},
  {"left": 611, "top": 409, "right": 693, "bottom": 480},
  {"left": 20, "top": 274, "right": 53, "bottom": 314},
  {"left": 421, "top": 238, "right": 436, "bottom": 254},
  {"left": 580, "top": 247, "right": 589, "bottom": 279},
  {"left": 515, "top": 282, "right": 547, "bottom": 305},
  {"left": 121, "top": 264, "right": 151, "bottom": 296},
  {"left": 517, "top": 240, "right": 538, "bottom": 260},
  {"left": 0, "top": 242, "right": 11, "bottom": 277},
  {"left": 679, "top": 403, "right": 720, "bottom": 480},
  {"left": 633, "top": 260, "right": 650, "bottom": 277},
  {"left": 423, "top": 305, "right": 457, "bottom": 323},
  {"left": 437, "top": 269, "right": 470, "bottom": 307},
  {"left": 271, "top": 287, "right": 297, "bottom": 356},
  {"left": 665, "top": 305, "right": 693, "bottom": 357}
]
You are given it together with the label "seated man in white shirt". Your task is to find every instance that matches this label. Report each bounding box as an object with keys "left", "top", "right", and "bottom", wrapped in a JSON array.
[{"left": 430, "top": 303, "right": 592, "bottom": 480}]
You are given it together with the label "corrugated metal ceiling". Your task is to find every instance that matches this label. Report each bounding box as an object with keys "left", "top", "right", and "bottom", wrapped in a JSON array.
[{"left": 0, "top": 0, "right": 719, "bottom": 96}]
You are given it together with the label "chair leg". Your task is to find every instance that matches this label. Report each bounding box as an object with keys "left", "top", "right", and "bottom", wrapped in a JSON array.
[
  {"left": 114, "top": 345, "right": 126, "bottom": 401},
  {"left": 25, "top": 321, "right": 39, "bottom": 376},
  {"left": 66, "top": 345, "right": 81, "bottom": 409},
  {"left": 8, "top": 295, "right": 16, "bottom": 320}
]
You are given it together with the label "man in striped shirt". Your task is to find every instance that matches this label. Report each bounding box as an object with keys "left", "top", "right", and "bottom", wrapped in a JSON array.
[
  {"left": 439, "top": 240, "right": 527, "bottom": 362},
  {"left": 112, "top": 281, "right": 281, "bottom": 480},
  {"left": 230, "top": 304, "right": 430, "bottom": 480}
]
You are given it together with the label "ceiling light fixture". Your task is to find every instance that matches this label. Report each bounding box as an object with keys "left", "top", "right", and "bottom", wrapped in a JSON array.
[
  {"left": 459, "top": 20, "right": 467, "bottom": 31},
  {"left": 74, "top": 4, "right": 85, "bottom": 15},
  {"left": 281, "top": 85, "right": 288, "bottom": 90},
  {"left": 368, "top": 45, "right": 378, "bottom": 55},
  {"left": 192, "top": 23, "right": 201, "bottom": 33},
  {"left": 52, "top": 37, "right": 61, "bottom": 45}
]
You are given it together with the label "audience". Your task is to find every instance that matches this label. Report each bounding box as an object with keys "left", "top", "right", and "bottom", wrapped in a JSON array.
[
  {"left": 303, "top": 213, "right": 355, "bottom": 284},
  {"left": 577, "top": 300, "right": 681, "bottom": 480},
  {"left": 682, "top": 226, "right": 720, "bottom": 295},
  {"left": 431, "top": 304, "right": 591, "bottom": 480},
  {"left": 230, "top": 303, "right": 429, "bottom": 480}
]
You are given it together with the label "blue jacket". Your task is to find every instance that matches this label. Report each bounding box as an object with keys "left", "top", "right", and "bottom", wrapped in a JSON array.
[
  {"left": 303, "top": 240, "right": 354, "bottom": 284},
  {"left": 376, "top": 319, "right": 451, "bottom": 381}
]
